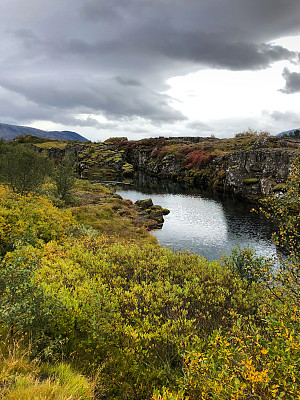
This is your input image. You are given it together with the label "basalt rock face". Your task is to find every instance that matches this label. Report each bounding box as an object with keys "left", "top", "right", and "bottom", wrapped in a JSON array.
[
  {"left": 217, "top": 149, "right": 298, "bottom": 197},
  {"left": 121, "top": 137, "right": 300, "bottom": 198},
  {"left": 132, "top": 150, "right": 182, "bottom": 179}
]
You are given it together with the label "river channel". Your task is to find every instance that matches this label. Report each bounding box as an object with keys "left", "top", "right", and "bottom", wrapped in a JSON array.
[{"left": 116, "top": 180, "right": 277, "bottom": 261}]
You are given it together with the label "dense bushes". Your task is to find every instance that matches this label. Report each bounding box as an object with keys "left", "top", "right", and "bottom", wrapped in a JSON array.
[
  {"left": 0, "top": 142, "right": 76, "bottom": 202},
  {"left": 0, "top": 161, "right": 300, "bottom": 399}
]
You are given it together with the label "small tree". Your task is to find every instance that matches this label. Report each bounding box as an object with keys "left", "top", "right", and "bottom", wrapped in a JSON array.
[
  {"left": 260, "top": 157, "right": 300, "bottom": 255},
  {"left": 0, "top": 144, "right": 52, "bottom": 195},
  {"left": 54, "top": 152, "right": 76, "bottom": 200}
]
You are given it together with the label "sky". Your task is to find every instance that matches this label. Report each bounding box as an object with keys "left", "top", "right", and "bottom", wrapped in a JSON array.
[{"left": 0, "top": 0, "right": 300, "bottom": 141}]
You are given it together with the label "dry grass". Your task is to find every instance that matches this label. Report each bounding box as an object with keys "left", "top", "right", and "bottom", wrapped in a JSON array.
[{"left": 0, "top": 337, "right": 95, "bottom": 400}]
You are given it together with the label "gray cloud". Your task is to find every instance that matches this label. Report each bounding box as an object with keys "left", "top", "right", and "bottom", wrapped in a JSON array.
[
  {"left": 0, "top": 70, "right": 185, "bottom": 122},
  {"left": 187, "top": 121, "right": 213, "bottom": 132},
  {"left": 264, "top": 110, "right": 300, "bottom": 126},
  {"left": 115, "top": 76, "right": 143, "bottom": 87},
  {"left": 280, "top": 68, "right": 300, "bottom": 94},
  {"left": 1, "top": 0, "right": 300, "bottom": 133},
  {"left": 58, "top": 116, "right": 116, "bottom": 129},
  {"left": 156, "top": 34, "right": 296, "bottom": 70}
]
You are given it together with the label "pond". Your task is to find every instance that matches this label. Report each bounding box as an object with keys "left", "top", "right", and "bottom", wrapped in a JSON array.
[{"left": 116, "top": 180, "right": 278, "bottom": 261}]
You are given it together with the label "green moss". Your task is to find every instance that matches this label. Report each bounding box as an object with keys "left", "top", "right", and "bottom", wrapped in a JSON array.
[
  {"left": 73, "top": 179, "right": 110, "bottom": 194},
  {"left": 122, "top": 163, "right": 134, "bottom": 174},
  {"left": 161, "top": 208, "right": 170, "bottom": 215},
  {"left": 243, "top": 178, "right": 259, "bottom": 185},
  {"left": 272, "top": 183, "right": 287, "bottom": 192}
]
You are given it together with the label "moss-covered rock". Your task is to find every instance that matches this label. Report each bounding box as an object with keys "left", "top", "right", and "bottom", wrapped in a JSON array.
[
  {"left": 134, "top": 199, "right": 169, "bottom": 229},
  {"left": 135, "top": 198, "right": 153, "bottom": 209},
  {"left": 122, "top": 162, "right": 134, "bottom": 176}
]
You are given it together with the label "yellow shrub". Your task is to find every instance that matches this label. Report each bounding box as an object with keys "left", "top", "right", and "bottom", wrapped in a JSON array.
[{"left": 0, "top": 186, "right": 74, "bottom": 254}]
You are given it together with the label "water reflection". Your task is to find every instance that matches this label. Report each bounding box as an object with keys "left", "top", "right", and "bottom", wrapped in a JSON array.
[{"left": 116, "top": 183, "right": 277, "bottom": 261}]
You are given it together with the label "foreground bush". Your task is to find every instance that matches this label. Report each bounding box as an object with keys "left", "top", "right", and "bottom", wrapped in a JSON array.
[
  {"left": 4, "top": 236, "right": 260, "bottom": 398},
  {"left": 0, "top": 183, "right": 299, "bottom": 399}
]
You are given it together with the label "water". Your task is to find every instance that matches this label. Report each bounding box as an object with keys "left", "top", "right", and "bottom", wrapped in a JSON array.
[{"left": 116, "top": 182, "right": 277, "bottom": 261}]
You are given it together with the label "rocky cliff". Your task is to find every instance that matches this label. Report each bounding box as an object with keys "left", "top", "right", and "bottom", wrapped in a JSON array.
[
  {"left": 34, "top": 134, "right": 300, "bottom": 199},
  {"left": 216, "top": 148, "right": 297, "bottom": 197},
  {"left": 114, "top": 136, "right": 300, "bottom": 198}
]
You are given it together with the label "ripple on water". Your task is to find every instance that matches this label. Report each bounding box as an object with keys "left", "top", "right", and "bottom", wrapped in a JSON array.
[{"left": 116, "top": 188, "right": 277, "bottom": 261}]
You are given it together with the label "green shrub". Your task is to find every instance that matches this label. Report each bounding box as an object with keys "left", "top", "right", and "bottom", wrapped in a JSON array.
[
  {"left": 0, "top": 144, "right": 52, "bottom": 194},
  {"left": 223, "top": 246, "right": 272, "bottom": 284},
  {"left": 54, "top": 152, "right": 76, "bottom": 200}
]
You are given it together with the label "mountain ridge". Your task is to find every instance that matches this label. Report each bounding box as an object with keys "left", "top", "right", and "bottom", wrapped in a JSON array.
[
  {"left": 277, "top": 128, "right": 300, "bottom": 137},
  {"left": 0, "top": 122, "right": 88, "bottom": 141}
]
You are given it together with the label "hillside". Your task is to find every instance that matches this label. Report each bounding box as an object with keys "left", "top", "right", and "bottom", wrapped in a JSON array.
[
  {"left": 277, "top": 128, "right": 300, "bottom": 137},
  {"left": 0, "top": 122, "right": 88, "bottom": 141}
]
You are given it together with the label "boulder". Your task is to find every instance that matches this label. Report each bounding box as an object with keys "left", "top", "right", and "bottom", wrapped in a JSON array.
[
  {"left": 134, "top": 198, "right": 170, "bottom": 230},
  {"left": 134, "top": 198, "right": 153, "bottom": 209}
]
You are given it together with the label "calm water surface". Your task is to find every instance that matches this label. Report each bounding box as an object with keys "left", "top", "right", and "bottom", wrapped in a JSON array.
[{"left": 116, "top": 183, "right": 277, "bottom": 261}]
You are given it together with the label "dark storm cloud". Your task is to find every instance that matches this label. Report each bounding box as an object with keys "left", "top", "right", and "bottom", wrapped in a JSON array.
[
  {"left": 1, "top": 0, "right": 300, "bottom": 129},
  {"left": 280, "top": 68, "right": 300, "bottom": 94},
  {"left": 155, "top": 33, "right": 296, "bottom": 70},
  {"left": 80, "top": 2, "right": 121, "bottom": 22}
]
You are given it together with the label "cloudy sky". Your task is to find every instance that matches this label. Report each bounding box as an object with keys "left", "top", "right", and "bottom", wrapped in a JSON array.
[{"left": 1, "top": 0, "right": 300, "bottom": 141}]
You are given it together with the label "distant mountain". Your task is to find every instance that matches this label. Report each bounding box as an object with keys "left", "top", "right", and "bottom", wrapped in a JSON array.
[
  {"left": 277, "top": 128, "right": 300, "bottom": 138},
  {"left": 0, "top": 123, "right": 88, "bottom": 142}
]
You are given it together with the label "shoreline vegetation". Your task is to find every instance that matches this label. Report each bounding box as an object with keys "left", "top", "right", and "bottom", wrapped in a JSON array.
[{"left": 0, "top": 135, "right": 299, "bottom": 399}]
